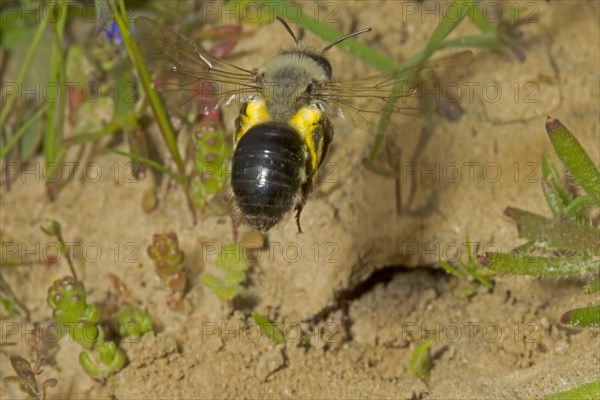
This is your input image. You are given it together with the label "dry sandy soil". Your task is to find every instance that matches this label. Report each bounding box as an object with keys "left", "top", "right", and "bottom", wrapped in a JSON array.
[{"left": 1, "top": 1, "right": 599, "bottom": 399}]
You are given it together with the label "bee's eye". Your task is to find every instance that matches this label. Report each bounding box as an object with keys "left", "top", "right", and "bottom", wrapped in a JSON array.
[{"left": 306, "top": 81, "right": 315, "bottom": 93}]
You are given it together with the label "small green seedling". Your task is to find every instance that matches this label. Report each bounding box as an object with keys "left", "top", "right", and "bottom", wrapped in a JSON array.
[
  {"left": 147, "top": 232, "right": 187, "bottom": 310},
  {"left": 252, "top": 312, "right": 286, "bottom": 345},
  {"left": 47, "top": 276, "right": 101, "bottom": 350},
  {"left": 410, "top": 338, "right": 435, "bottom": 384},
  {"left": 202, "top": 231, "right": 266, "bottom": 300},
  {"left": 438, "top": 237, "right": 494, "bottom": 297},
  {"left": 47, "top": 276, "right": 126, "bottom": 379},
  {"left": 3, "top": 354, "right": 57, "bottom": 400},
  {"left": 42, "top": 220, "right": 127, "bottom": 379},
  {"left": 202, "top": 243, "right": 250, "bottom": 300},
  {"left": 113, "top": 304, "right": 154, "bottom": 339},
  {"left": 188, "top": 118, "right": 232, "bottom": 215},
  {"left": 78, "top": 341, "right": 127, "bottom": 379}
]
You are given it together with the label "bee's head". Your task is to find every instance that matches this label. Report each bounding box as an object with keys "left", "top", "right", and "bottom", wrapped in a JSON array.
[{"left": 277, "top": 50, "right": 332, "bottom": 79}]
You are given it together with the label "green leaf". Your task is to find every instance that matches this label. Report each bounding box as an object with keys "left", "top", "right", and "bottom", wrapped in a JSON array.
[
  {"left": 19, "top": 109, "right": 44, "bottom": 162},
  {"left": 420, "top": 0, "right": 475, "bottom": 64},
  {"left": 107, "top": 149, "right": 180, "bottom": 182},
  {"left": 224, "top": 270, "right": 246, "bottom": 285},
  {"left": 505, "top": 207, "right": 600, "bottom": 255},
  {"left": 251, "top": 312, "right": 286, "bottom": 344},
  {"left": 485, "top": 253, "right": 599, "bottom": 276},
  {"left": 0, "top": 25, "right": 35, "bottom": 51},
  {"left": 564, "top": 195, "right": 596, "bottom": 217},
  {"left": 543, "top": 380, "right": 600, "bottom": 400},
  {"left": 469, "top": 3, "right": 496, "bottom": 33},
  {"left": 201, "top": 274, "right": 223, "bottom": 289},
  {"left": 0, "top": 104, "right": 48, "bottom": 160},
  {"left": 214, "top": 285, "right": 244, "bottom": 300},
  {"left": 201, "top": 274, "right": 244, "bottom": 300},
  {"left": 560, "top": 306, "right": 600, "bottom": 328},
  {"left": 438, "top": 260, "right": 463, "bottom": 278},
  {"left": 541, "top": 153, "right": 562, "bottom": 187},
  {"left": 546, "top": 117, "right": 600, "bottom": 207},
  {"left": 0, "top": 11, "right": 50, "bottom": 143},
  {"left": 541, "top": 179, "right": 567, "bottom": 216},
  {"left": 410, "top": 338, "right": 435, "bottom": 383},
  {"left": 216, "top": 243, "right": 250, "bottom": 272},
  {"left": 113, "top": 70, "right": 138, "bottom": 124}
]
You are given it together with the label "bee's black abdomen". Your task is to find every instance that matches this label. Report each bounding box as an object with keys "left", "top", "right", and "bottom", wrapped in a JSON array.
[{"left": 232, "top": 123, "right": 306, "bottom": 231}]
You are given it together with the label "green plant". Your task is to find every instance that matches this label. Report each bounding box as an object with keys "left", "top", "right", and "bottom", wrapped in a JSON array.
[
  {"left": 42, "top": 220, "right": 127, "bottom": 379},
  {"left": 188, "top": 118, "right": 233, "bottom": 215},
  {"left": 542, "top": 379, "right": 600, "bottom": 400},
  {"left": 252, "top": 312, "right": 286, "bottom": 345},
  {"left": 46, "top": 277, "right": 126, "bottom": 379},
  {"left": 202, "top": 242, "right": 251, "bottom": 300},
  {"left": 482, "top": 117, "right": 600, "bottom": 329},
  {"left": 147, "top": 232, "right": 187, "bottom": 310},
  {"left": 113, "top": 304, "right": 154, "bottom": 339},
  {"left": 47, "top": 276, "right": 101, "bottom": 350},
  {"left": 438, "top": 237, "right": 495, "bottom": 297},
  {"left": 409, "top": 338, "right": 435, "bottom": 384}
]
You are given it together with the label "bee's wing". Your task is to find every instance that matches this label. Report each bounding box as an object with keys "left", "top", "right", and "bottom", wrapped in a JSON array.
[
  {"left": 317, "top": 51, "right": 472, "bottom": 127},
  {"left": 135, "top": 17, "right": 260, "bottom": 115}
]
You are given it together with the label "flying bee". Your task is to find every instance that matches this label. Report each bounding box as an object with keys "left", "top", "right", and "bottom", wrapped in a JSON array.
[{"left": 135, "top": 17, "right": 470, "bottom": 233}]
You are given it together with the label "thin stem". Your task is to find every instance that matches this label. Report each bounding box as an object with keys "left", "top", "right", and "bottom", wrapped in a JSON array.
[
  {"left": 113, "top": 0, "right": 187, "bottom": 185},
  {"left": 44, "top": 0, "right": 69, "bottom": 185},
  {"left": 0, "top": 104, "right": 49, "bottom": 159}
]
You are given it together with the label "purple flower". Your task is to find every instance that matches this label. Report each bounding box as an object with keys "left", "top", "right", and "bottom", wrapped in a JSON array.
[{"left": 103, "top": 21, "right": 134, "bottom": 46}]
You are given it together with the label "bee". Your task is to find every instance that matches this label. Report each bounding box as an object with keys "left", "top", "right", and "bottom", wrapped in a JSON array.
[{"left": 135, "top": 17, "right": 468, "bottom": 233}]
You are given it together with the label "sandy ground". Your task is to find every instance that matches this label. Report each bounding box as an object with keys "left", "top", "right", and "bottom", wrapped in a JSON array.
[{"left": 1, "top": 1, "right": 599, "bottom": 399}]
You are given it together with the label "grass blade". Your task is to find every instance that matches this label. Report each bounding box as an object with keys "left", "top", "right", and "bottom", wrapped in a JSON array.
[
  {"left": 410, "top": 338, "right": 435, "bottom": 384},
  {"left": 505, "top": 207, "right": 600, "bottom": 255},
  {"left": 251, "top": 312, "right": 286, "bottom": 345},
  {"left": 546, "top": 117, "right": 600, "bottom": 207},
  {"left": 0, "top": 103, "right": 48, "bottom": 160},
  {"left": 44, "top": 0, "right": 69, "bottom": 182},
  {"left": 419, "top": 0, "right": 475, "bottom": 65},
  {"left": 113, "top": 0, "right": 186, "bottom": 185},
  {"left": 107, "top": 149, "right": 180, "bottom": 182},
  {"left": 0, "top": 8, "right": 49, "bottom": 132},
  {"left": 542, "top": 380, "right": 600, "bottom": 400},
  {"left": 560, "top": 305, "right": 600, "bottom": 328},
  {"left": 484, "top": 253, "right": 599, "bottom": 276}
]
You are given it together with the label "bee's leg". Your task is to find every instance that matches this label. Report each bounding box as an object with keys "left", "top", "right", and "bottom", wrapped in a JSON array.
[
  {"left": 294, "top": 176, "right": 313, "bottom": 234},
  {"left": 294, "top": 204, "right": 304, "bottom": 234}
]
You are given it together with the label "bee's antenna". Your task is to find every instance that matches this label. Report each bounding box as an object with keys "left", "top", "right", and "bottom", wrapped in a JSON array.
[
  {"left": 321, "top": 27, "right": 372, "bottom": 53},
  {"left": 276, "top": 16, "right": 300, "bottom": 48}
]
